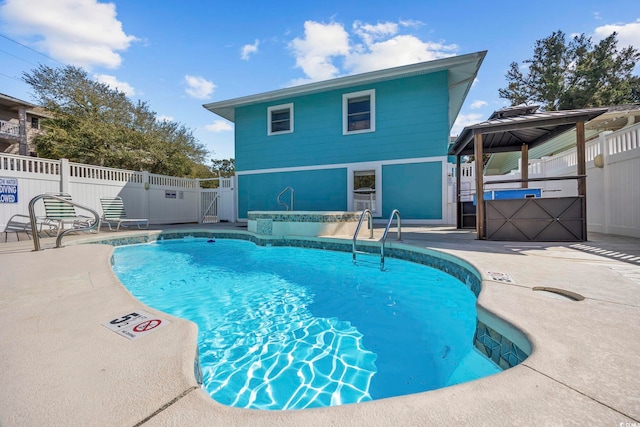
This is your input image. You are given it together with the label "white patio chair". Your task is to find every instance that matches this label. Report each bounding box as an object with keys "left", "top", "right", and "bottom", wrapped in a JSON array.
[
  {"left": 40, "top": 193, "right": 96, "bottom": 237},
  {"left": 100, "top": 196, "right": 149, "bottom": 231},
  {"left": 3, "top": 214, "right": 33, "bottom": 240}
]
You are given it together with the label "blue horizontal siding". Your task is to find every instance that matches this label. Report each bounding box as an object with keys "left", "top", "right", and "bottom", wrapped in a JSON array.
[
  {"left": 238, "top": 169, "right": 348, "bottom": 217},
  {"left": 235, "top": 71, "right": 449, "bottom": 172},
  {"left": 382, "top": 162, "right": 442, "bottom": 220}
]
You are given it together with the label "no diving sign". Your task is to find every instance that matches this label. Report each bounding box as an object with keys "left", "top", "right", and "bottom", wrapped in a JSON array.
[
  {"left": 102, "top": 310, "right": 169, "bottom": 340},
  {"left": 0, "top": 177, "right": 18, "bottom": 203}
]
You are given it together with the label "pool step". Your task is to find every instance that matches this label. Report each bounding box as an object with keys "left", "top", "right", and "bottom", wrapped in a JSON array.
[{"left": 353, "top": 250, "right": 377, "bottom": 256}]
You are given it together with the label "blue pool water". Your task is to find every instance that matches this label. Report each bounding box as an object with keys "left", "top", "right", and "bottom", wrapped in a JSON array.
[{"left": 112, "top": 238, "right": 500, "bottom": 410}]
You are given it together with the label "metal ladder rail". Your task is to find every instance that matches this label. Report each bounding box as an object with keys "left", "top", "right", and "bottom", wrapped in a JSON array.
[
  {"left": 380, "top": 209, "right": 401, "bottom": 270},
  {"left": 28, "top": 194, "right": 101, "bottom": 251},
  {"left": 277, "top": 186, "right": 294, "bottom": 211},
  {"left": 352, "top": 209, "right": 374, "bottom": 264}
]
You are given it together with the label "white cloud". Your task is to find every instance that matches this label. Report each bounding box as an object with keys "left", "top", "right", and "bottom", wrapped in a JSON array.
[
  {"left": 288, "top": 21, "right": 350, "bottom": 83},
  {"left": 93, "top": 74, "right": 135, "bottom": 96},
  {"left": 352, "top": 21, "right": 398, "bottom": 46},
  {"left": 451, "top": 112, "right": 483, "bottom": 137},
  {"left": 593, "top": 19, "right": 640, "bottom": 49},
  {"left": 157, "top": 115, "right": 174, "bottom": 122},
  {"left": 288, "top": 19, "right": 458, "bottom": 84},
  {"left": 470, "top": 100, "right": 488, "bottom": 109},
  {"left": 205, "top": 120, "right": 233, "bottom": 132},
  {"left": 184, "top": 75, "right": 215, "bottom": 99},
  {"left": 0, "top": 0, "right": 136, "bottom": 69},
  {"left": 398, "top": 19, "right": 425, "bottom": 29},
  {"left": 241, "top": 39, "right": 259, "bottom": 60},
  {"left": 345, "top": 35, "right": 457, "bottom": 74}
]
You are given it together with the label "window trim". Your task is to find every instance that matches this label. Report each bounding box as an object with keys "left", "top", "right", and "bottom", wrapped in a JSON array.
[
  {"left": 267, "top": 103, "right": 294, "bottom": 136},
  {"left": 342, "top": 89, "right": 375, "bottom": 135}
]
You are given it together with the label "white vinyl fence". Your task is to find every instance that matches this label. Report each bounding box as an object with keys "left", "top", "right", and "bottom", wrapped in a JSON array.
[
  {"left": 455, "top": 123, "right": 640, "bottom": 238},
  {"left": 0, "top": 155, "right": 236, "bottom": 230}
]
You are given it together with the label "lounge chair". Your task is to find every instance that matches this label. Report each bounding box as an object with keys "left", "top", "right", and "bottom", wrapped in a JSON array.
[
  {"left": 40, "top": 193, "right": 96, "bottom": 236},
  {"left": 3, "top": 214, "right": 33, "bottom": 240},
  {"left": 100, "top": 196, "right": 149, "bottom": 231}
]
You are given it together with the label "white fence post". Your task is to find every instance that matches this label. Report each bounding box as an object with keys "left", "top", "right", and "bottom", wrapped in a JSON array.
[
  {"left": 196, "top": 178, "right": 202, "bottom": 224},
  {"left": 142, "top": 170, "right": 150, "bottom": 221},
  {"left": 60, "top": 158, "right": 70, "bottom": 193},
  {"left": 230, "top": 175, "right": 238, "bottom": 222},
  {"left": 600, "top": 131, "right": 612, "bottom": 234}
]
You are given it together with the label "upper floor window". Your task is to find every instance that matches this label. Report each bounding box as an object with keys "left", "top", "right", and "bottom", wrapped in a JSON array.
[
  {"left": 343, "top": 89, "right": 375, "bottom": 135},
  {"left": 268, "top": 103, "right": 293, "bottom": 135},
  {"left": 31, "top": 117, "right": 39, "bottom": 129}
]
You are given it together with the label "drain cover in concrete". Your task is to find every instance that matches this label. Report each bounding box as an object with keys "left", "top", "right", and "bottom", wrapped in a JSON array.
[{"left": 486, "top": 271, "right": 515, "bottom": 283}]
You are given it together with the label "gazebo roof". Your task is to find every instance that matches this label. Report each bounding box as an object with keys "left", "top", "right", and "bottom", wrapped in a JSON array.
[{"left": 449, "top": 105, "right": 608, "bottom": 156}]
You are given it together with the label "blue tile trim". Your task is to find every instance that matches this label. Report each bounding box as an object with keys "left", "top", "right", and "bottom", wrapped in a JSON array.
[
  {"left": 474, "top": 320, "right": 529, "bottom": 369},
  {"left": 256, "top": 219, "right": 273, "bottom": 235},
  {"left": 247, "top": 212, "right": 361, "bottom": 223}
]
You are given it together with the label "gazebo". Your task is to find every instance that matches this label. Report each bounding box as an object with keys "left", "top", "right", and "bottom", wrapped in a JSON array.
[{"left": 448, "top": 106, "right": 607, "bottom": 241}]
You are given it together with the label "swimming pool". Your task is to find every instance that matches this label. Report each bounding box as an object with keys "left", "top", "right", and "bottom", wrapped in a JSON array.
[{"left": 112, "top": 238, "right": 501, "bottom": 410}]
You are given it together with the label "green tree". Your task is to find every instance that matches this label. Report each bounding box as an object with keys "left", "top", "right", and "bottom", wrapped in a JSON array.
[
  {"left": 23, "top": 65, "right": 210, "bottom": 177},
  {"left": 210, "top": 158, "right": 235, "bottom": 177},
  {"left": 499, "top": 31, "right": 640, "bottom": 110}
]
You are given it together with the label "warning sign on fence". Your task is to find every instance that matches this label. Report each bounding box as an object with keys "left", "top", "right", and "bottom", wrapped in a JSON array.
[
  {"left": 102, "top": 310, "right": 168, "bottom": 340},
  {"left": 0, "top": 177, "right": 18, "bottom": 203}
]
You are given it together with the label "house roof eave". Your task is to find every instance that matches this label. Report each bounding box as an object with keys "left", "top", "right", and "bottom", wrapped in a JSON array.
[
  {"left": 0, "top": 92, "right": 37, "bottom": 110},
  {"left": 203, "top": 51, "right": 487, "bottom": 123}
]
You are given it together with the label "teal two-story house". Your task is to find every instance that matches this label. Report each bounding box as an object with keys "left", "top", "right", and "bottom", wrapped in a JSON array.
[{"left": 204, "top": 51, "right": 486, "bottom": 223}]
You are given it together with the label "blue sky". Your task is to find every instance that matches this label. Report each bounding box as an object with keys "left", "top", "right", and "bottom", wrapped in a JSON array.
[{"left": 1, "top": 0, "right": 639, "bottom": 162}]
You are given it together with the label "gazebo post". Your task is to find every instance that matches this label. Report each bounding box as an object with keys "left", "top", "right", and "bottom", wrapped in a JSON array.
[
  {"left": 521, "top": 144, "right": 529, "bottom": 188},
  {"left": 576, "top": 121, "right": 587, "bottom": 240},
  {"left": 474, "top": 132, "right": 486, "bottom": 239},
  {"left": 456, "top": 154, "right": 462, "bottom": 229}
]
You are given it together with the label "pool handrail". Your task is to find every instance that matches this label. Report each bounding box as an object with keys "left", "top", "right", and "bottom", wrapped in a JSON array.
[
  {"left": 380, "top": 209, "right": 401, "bottom": 270},
  {"left": 28, "top": 193, "right": 101, "bottom": 251},
  {"left": 352, "top": 209, "right": 374, "bottom": 263},
  {"left": 277, "top": 186, "right": 294, "bottom": 211}
]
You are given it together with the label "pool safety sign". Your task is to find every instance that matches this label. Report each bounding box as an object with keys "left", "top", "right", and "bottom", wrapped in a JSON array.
[
  {"left": 0, "top": 177, "right": 18, "bottom": 203},
  {"left": 102, "top": 310, "right": 169, "bottom": 340}
]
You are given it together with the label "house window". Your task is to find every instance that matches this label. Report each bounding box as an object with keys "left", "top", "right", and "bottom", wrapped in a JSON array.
[
  {"left": 268, "top": 103, "right": 293, "bottom": 135},
  {"left": 343, "top": 89, "right": 375, "bottom": 135},
  {"left": 31, "top": 117, "right": 39, "bottom": 129}
]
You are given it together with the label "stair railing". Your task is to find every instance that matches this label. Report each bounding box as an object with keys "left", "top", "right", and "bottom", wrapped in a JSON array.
[
  {"left": 28, "top": 194, "right": 101, "bottom": 251},
  {"left": 277, "top": 186, "right": 294, "bottom": 211}
]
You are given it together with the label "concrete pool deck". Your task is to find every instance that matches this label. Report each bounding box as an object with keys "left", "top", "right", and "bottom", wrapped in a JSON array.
[{"left": 1, "top": 224, "right": 639, "bottom": 426}]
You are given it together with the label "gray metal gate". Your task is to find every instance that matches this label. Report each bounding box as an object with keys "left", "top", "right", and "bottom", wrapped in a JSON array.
[{"left": 485, "top": 197, "right": 585, "bottom": 241}]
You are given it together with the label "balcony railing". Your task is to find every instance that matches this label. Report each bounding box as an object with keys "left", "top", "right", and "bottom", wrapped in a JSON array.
[{"left": 0, "top": 120, "right": 20, "bottom": 137}]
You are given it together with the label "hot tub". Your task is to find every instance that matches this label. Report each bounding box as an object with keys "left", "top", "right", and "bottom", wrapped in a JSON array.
[{"left": 247, "top": 211, "right": 362, "bottom": 237}]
